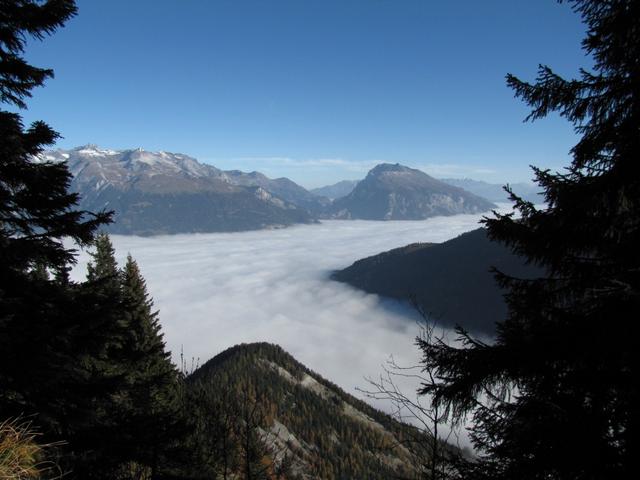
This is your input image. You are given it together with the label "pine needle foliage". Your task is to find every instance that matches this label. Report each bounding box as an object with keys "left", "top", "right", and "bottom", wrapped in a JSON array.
[
  {"left": 118, "top": 254, "right": 182, "bottom": 476},
  {"left": 1, "top": 3, "right": 181, "bottom": 478},
  {"left": 0, "top": 0, "right": 111, "bottom": 439},
  {"left": 418, "top": 2, "right": 640, "bottom": 479}
]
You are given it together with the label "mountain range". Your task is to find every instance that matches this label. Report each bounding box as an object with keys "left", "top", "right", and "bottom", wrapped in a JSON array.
[
  {"left": 42, "top": 146, "right": 506, "bottom": 234},
  {"left": 312, "top": 176, "right": 543, "bottom": 205},
  {"left": 332, "top": 228, "right": 542, "bottom": 335},
  {"left": 223, "top": 169, "right": 330, "bottom": 215},
  {"left": 43, "top": 146, "right": 322, "bottom": 235},
  {"left": 188, "top": 342, "right": 458, "bottom": 479}
]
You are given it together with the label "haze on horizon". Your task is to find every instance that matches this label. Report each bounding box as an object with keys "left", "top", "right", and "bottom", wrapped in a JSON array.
[{"left": 20, "top": 0, "right": 588, "bottom": 188}]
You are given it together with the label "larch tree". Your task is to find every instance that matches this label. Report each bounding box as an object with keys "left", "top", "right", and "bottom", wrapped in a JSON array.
[{"left": 418, "top": 1, "right": 639, "bottom": 479}]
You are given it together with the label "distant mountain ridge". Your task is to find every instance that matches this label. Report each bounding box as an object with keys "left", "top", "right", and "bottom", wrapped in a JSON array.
[
  {"left": 330, "top": 163, "right": 496, "bottom": 220},
  {"left": 190, "top": 342, "right": 456, "bottom": 479},
  {"left": 44, "top": 148, "right": 509, "bottom": 233},
  {"left": 333, "top": 228, "right": 542, "bottom": 335},
  {"left": 440, "top": 178, "right": 544, "bottom": 203},
  {"left": 310, "top": 180, "right": 359, "bottom": 200},
  {"left": 311, "top": 175, "right": 543, "bottom": 205},
  {"left": 225, "top": 169, "right": 330, "bottom": 214},
  {"left": 43, "top": 145, "right": 320, "bottom": 235}
]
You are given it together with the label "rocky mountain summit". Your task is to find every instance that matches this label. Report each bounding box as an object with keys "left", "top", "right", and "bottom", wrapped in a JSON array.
[
  {"left": 43, "top": 145, "right": 319, "bottom": 235},
  {"left": 330, "top": 163, "right": 495, "bottom": 220}
]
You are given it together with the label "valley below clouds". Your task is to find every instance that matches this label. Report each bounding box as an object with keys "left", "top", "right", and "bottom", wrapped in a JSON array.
[{"left": 70, "top": 211, "right": 497, "bottom": 411}]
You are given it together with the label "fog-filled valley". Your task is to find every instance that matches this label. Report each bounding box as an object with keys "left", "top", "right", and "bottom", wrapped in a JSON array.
[
  {"left": 70, "top": 212, "right": 499, "bottom": 405},
  {"left": 3, "top": 0, "right": 634, "bottom": 478}
]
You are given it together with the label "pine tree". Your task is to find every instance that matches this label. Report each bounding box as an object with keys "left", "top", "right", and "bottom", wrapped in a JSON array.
[
  {"left": 119, "top": 255, "right": 181, "bottom": 477},
  {"left": 74, "top": 237, "right": 183, "bottom": 478},
  {"left": 0, "top": 4, "right": 184, "bottom": 478},
  {"left": 235, "top": 387, "right": 271, "bottom": 480},
  {"left": 418, "top": 2, "right": 639, "bottom": 479},
  {"left": 62, "top": 233, "right": 130, "bottom": 478},
  {"left": 87, "top": 233, "right": 120, "bottom": 290},
  {"left": 0, "top": 0, "right": 109, "bottom": 284},
  {"left": 82, "top": 233, "right": 127, "bottom": 385},
  {"left": 0, "top": 0, "right": 111, "bottom": 425}
]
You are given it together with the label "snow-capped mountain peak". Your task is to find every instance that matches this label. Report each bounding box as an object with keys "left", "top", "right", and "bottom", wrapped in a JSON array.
[
  {"left": 48, "top": 146, "right": 225, "bottom": 191},
  {"left": 37, "top": 145, "right": 324, "bottom": 235}
]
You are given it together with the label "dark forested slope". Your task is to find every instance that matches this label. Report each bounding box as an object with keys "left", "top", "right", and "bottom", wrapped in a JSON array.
[
  {"left": 187, "top": 342, "right": 452, "bottom": 480},
  {"left": 332, "top": 228, "right": 541, "bottom": 335}
]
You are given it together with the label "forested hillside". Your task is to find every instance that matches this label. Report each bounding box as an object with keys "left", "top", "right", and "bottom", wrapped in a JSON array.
[
  {"left": 186, "top": 342, "right": 457, "bottom": 479},
  {"left": 333, "top": 228, "right": 541, "bottom": 335}
]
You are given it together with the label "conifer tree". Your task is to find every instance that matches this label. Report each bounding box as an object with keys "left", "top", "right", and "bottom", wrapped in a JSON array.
[
  {"left": 0, "top": 4, "right": 183, "bottom": 478},
  {"left": 0, "top": 0, "right": 111, "bottom": 426},
  {"left": 418, "top": 2, "right": 639, "bottom": 479},
  {"left": 0, "top": 0, "right": 109, "bottom": 286},
  {"left": 182, "top": 381, "right": 240, "bottom": 480},
  {"left": 67, "top": 238, "right": 179, "bottom": 479},
  {"left": 82, "top": 232, "right": 127, "bottom": 379},
  {"left": 119, "top": 255, "right": 181, "bottom": 477},
  {"left": 235, "top": 387, "right": 271, "bottom": 480},
  {"left": 65, "top": 233, "right": 130, "bottom": 478},
  {"left": 87, "top": 233, "right": 121, "bottom": 291}
]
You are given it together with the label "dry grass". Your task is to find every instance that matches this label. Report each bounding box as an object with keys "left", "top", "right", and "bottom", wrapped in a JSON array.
[{"left": 0, "top": 418, "right": 62, "bottom": 479}]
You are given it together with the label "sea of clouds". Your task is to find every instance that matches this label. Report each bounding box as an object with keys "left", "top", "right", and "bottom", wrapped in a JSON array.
[{"left": 70, "top": 210, "right": 503, "bottom": 428}]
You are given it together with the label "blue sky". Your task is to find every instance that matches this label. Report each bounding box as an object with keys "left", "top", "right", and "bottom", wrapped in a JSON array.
[{"left": 19, "top": 0, "right": 588, "bottom": 188}]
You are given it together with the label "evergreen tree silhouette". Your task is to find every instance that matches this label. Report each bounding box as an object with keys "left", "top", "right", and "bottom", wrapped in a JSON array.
[
  {"left": 418, "top": 2, "right": 639, "bottom": 479},
  {"left": 0, "top": 0, "right": 110, "bottom": 428},
  {"left": 0, "top": 3, "right": 180, "bottom": 477},
  {"left": 74, "top": 237, "right": 183, "bottom": 479},
  {"left": 68, "top": 233, "right": 130, "bottom": 478},
  {"left": 119, "top": 254, "right": 181, "bottom": 477}
]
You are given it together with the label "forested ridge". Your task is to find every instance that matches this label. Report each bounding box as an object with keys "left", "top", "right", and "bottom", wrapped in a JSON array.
[
  {"left": 187, "top": 342, "right": 454, "bottom": 479},
  {"left": 333, "top": 228, "right": 541, "bottom": 335}
]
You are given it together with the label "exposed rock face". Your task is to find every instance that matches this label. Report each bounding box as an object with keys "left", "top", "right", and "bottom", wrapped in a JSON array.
[
  {"left": 330, "top": 163, "right": 496, "bottom": 220},
  {"left": 223, "top": 169, "right": 330, "bottom": 214},
  {"left": 43, "top": 146, "right": 316, "bottom": 235}
]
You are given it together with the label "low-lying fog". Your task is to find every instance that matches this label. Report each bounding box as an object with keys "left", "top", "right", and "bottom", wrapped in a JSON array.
[{"left": 70, "top": 211, "right": 500, "bottom": 422}]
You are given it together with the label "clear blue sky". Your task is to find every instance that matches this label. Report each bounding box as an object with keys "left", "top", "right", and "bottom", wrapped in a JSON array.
[{"left": 19, "top": 0, "right": 589, "bottom": 188}]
